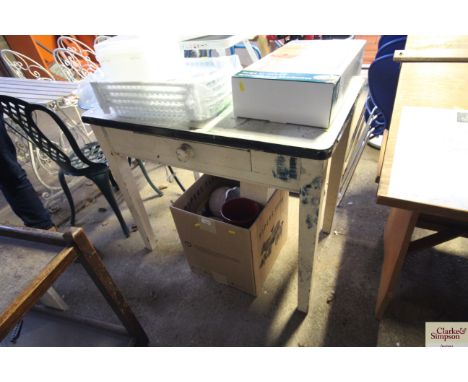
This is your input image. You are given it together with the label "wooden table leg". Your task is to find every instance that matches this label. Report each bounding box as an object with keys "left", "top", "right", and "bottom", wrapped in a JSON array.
[
  {"left": 321, "top": 115, "right": 352, "bottom": 234},
  {"left": 66, "top": 228, "right": 149, "bottom": 346},
  {"left": 92, "top": 125, "right": 157, "bottom": 250},
  {"left": 375, "top": 207, "right": 419, "bottom": 319},
  {"left": 297, "top": 159, "right": 328, "bottom": 313}
]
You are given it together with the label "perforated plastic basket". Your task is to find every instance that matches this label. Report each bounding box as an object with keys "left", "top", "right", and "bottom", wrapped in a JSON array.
[{"left": 91, "top": 56, "right": 239, "bottom": 124}]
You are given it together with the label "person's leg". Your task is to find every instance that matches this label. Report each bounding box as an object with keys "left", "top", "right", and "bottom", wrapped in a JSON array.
[{"left": 0, "top": 117, "right": 54, "bottom": 229}]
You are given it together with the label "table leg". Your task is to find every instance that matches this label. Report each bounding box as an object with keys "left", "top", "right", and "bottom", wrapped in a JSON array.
[
  {"left": 375, "top": 207, "right": 419, "bottom": 319},
  {"left": 91, "top": 125, "right": 157, "bottom": 250},
  {"left": 297, "top": 159, "right": 328, "bottom": 313},
  {"left": 321, "top": 115, "right": 352, "bottom": 234}
]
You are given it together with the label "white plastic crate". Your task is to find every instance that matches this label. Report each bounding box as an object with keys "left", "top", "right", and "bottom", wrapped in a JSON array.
[{"left": 91, "top": 56, "right": 239, "bottom": 124}]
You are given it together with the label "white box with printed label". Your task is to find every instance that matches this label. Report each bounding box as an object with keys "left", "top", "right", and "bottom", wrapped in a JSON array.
[{"left": 232, "top": 39, "right": 365, "bottom": 128}]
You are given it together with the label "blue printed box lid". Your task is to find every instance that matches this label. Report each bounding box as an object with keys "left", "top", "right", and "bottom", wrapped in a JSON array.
[{"left": 234, "top": 70, "right": 340, "bottom": 84}]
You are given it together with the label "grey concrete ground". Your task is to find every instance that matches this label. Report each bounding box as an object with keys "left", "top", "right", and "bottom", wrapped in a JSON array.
[{"left": 2, "top": 144, "right": 466, "bottom": 347}]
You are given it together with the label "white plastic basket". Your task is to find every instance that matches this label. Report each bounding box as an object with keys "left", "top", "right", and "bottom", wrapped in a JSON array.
[{"left": 91, "top": 56, "right": 239, "bottom": 124}]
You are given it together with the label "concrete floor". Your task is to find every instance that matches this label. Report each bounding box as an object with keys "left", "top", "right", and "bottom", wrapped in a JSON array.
[{"left": 2, "top": 146, "right": 468, "bottom": 346}]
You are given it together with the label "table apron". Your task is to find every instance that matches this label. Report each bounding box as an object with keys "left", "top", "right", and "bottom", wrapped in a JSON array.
[{"left": 98, "top": 127, "right": 308, "bottom": 192}]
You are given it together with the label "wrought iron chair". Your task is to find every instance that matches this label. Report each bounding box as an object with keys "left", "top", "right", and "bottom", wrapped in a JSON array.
[
  {"left": 0, "top": 95, "right": 129, "bottom": 237},
  {"left": 53, "top": 40, "right": 184, "bottom": 195},
  {"left": 0, "top": 49, "right": 55, "bottom": 80},
  {"left": 94, "top": 35, "right": 112, "bottom": 45},
  {"left": 57, "top": 36, "right": 96, "bottom": 58},
  {"left": 0, "top": 49, "right": 66, "bottom": 202},
  {"left": 53, "top": 47, "right": 99, "bottom": 82}
]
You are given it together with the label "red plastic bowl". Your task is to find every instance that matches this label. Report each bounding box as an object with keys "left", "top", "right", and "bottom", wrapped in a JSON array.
[{"left": 221, "top": 198, "right": 261, "bottom": 228}]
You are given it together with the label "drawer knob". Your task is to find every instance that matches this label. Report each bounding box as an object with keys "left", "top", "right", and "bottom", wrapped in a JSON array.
[{"left": 176, "top": 143, "right": 194, "bottom": 162}]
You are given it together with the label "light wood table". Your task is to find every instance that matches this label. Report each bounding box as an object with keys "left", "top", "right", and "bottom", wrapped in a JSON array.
[
  {"left": 375, "top": 35, "right": 468, "bottom": 318},
  {"left": 0, "top": 225, "right": 148, "bottom": 345},
  {"left": 83, "top": 77, "right": 364, "bottom": 314}
]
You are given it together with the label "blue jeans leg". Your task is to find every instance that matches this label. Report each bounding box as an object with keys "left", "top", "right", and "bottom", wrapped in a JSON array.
[{"left": 0, "top": 117, "right": 54, "bottom": 229}]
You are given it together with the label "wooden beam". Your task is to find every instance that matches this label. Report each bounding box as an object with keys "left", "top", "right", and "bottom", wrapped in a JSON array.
[
  {"left": 375, "top": 208, "right": 419, "bottom": 319},
  {"left": 0, "top": 225, "right": 68, "bottom": 247},
  {"left": 408, "top": 229, "right": 467, "bottom": 253},
  {"left": 394, "top": 49, "right": 468, "bottom": 63}
]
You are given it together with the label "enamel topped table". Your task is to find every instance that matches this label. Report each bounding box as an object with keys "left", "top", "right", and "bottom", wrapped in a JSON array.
[{"left": 82, "top": 77, "right": 364, "bottom": 313}]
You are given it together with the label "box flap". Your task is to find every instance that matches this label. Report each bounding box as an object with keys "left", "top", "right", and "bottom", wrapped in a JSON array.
[{"left": 250, "top": 190, "right": 289, "bottom": 295}]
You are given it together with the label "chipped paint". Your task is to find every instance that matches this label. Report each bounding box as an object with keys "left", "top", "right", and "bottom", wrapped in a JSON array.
[
  {"left": 306, "top": 214, "right": 314, "bottom": 229},
  {"left": 300, "top": 176, "right": 322, "bottom": 205},
  {"left": 305, "top": 210, "right": 319, "bottom": 229},
  {"left": 272, "top": 156, "right": 298, "bottom": 181}
]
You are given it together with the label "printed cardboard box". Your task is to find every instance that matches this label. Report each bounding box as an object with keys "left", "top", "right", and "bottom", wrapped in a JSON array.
[
  {"left": 232, "top": 39, "right": 365, "bottom": 128},
  {"left": 170, "top": 175, "right": 288, "bottom": 296}
]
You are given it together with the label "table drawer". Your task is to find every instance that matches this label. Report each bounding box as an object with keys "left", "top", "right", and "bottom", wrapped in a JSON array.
[{"left": 106, "top": 129, "right": 252, "bottom": 174}]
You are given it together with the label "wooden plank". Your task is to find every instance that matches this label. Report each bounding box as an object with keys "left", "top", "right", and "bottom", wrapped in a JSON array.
[
  {"left": 375, "top": 208, "right": 418, "bottom": 319},
  {"left": 0, "top": 246, "right": 77, "bottom": 340},
  {"left": 408, "top": 229, "right": 466, "bottom": 252},
  {"left": 0, "top": 225, "right": 68, "bottom": 246},
  {"left": 394, "top": 48, "right": 468, "bottom": 62}
]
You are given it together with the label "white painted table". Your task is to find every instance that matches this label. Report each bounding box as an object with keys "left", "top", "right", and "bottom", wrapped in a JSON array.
[{"left": 82, "top": 77, "right": 364, "bottom": 313}]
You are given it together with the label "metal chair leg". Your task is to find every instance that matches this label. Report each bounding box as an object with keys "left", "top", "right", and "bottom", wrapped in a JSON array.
[
  {"left": 109, "top": 171, "right": 119, "bottom": 191},
  {"left": 58, "top": 170, "right": 76, "bottom": 225},
  {"left": 168, "top": 166, "right": 185, "bottom": 192},
  {"left": 87, "top": 170, "right": 130, "bottom": 238},
  {"left": 137, "top": 160, "right": 163, "bottom": 197}
]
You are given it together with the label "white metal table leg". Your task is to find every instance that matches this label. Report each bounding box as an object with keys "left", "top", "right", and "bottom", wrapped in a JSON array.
[
  {"left": 92, "top": 125, "right": 157, "bottom": 250},
  {"left": 297, "top": 158, "right": 328, "bottom": 313}
]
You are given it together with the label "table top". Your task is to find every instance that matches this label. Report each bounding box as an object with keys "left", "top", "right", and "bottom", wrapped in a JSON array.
[
  {"left": 0, "top": 76, "right": 78, "bottom": 105},
  {"left": 0, "top": 236, "right": 61, "bottom": 315},
  {"left": 82, "top": 76, "right": 364, "bottom": 160},
  {"left": 377, "top": 35, "right": 468, "bottom": 220}
]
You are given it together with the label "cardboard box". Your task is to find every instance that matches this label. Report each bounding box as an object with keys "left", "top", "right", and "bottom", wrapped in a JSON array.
[
  {"left": 170, "top": 175, "right": 288, "bottom": 296},
  {"left": 232, "top": 39, "right": 366, "bottom": 128}
]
